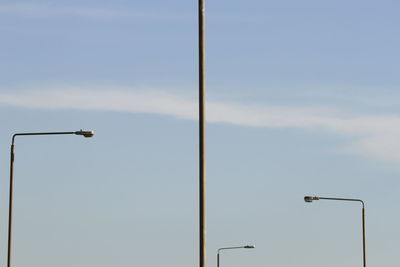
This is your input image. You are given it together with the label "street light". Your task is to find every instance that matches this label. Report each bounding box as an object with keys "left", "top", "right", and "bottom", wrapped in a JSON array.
[
  {"left": 217, "top": 245, "right": 255, "bottom": 267},
  {"left": 304, "top": 196, "right": 366, "bottom": 267},
  {"left": 7, "top": 130, "right": 94, "bottom": 267}
]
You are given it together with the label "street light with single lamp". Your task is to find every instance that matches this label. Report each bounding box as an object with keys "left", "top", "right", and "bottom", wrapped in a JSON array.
[
  {"left": 7, "top": 130, "right": 94, "bottom": 267},
  {"left": 304, "top": 195, "right": 366, "bottom": 267},
  {"left": 217, "top": 245, "right": 255, "bottom": 267}
]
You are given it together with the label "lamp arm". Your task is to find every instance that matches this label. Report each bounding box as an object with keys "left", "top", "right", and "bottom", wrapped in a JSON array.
[{"left": 318, "top": 197, "right": 364, "bottom": 208}]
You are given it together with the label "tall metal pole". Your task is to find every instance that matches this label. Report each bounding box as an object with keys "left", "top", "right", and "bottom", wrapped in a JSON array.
[
  {"left": 198, "top": 0, "right": 206, "bottom": 266},
  {"left": 362, "top": 206, "right": 366, "bottom": 267},
  {"left": 7, "top": 142, "right": 15, "bottom": 267}
]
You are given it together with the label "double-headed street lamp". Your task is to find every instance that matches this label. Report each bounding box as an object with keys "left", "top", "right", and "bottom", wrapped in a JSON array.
[
  {"left": 217, "top": 245, "right": 255, "bottom": 267},
  {"left": 7, "top": 130, "right": 94, "bottom": 267},
  {"left": 304, "top": 196, "right": 366, "bottom": 267}
]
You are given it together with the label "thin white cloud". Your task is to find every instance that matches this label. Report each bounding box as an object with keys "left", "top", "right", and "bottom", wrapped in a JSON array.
[
  {"left": 0, "top": 3, "right": 187, "bottom": 20},
  {"left": 1, "top": 88, "right": 400, "bottom": 162}
]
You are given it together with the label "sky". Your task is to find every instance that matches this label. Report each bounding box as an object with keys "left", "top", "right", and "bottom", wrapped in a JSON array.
[{"left": 1, "top": 0, "right": 400, "bottom": 266}]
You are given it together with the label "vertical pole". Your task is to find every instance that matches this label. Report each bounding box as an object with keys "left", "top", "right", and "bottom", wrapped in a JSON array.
[
  {"left": 198, "top": 0, "right": 206, "bottom": 266},
  {"left": 362, "top": 207, "right": 366, "bottom": 267},
  {"left": 7, "top": 143, "right": 15, "bottom": 267},
  {"left": 217, "top": 253, "right": 220, "bottom": 267}
]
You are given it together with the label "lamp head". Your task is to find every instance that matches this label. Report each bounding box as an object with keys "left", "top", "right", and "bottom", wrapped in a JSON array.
[
  {"left": 75, "top": 130, "right": 94, "bottom": 138},
  {"left": 304, "top": 196, "right": 319, "bottom": 203},
  {"left": 244, "top": 245, "right": 255, "bottom": 249}
]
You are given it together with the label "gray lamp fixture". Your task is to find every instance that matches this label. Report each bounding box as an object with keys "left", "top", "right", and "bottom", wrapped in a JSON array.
[{"left": 75, "top": 130, "right": 94, "bottom": 138}]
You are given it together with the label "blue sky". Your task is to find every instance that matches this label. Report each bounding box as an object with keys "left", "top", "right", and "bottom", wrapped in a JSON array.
[{"left": 1, "top": 0, "right": 400, "bottom": 266}]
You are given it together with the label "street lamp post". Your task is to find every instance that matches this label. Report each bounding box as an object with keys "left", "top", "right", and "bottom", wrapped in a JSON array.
[
  {"left": 304, "top": 196, "right": 366, "bottom": 267},
  {"left": 7, "top": 130, "right": 94, "bottom": 267},
  {"left": 217, "top": 245, "right": 255, "bottom": 267}
]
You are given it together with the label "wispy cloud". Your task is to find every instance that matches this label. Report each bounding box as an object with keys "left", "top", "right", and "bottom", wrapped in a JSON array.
[
  {"left": 1, "top": 88, "right": 400, "bottom": 162},
  {"left": 0, "top": 3, "right": 187, "bottom": 21}
]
